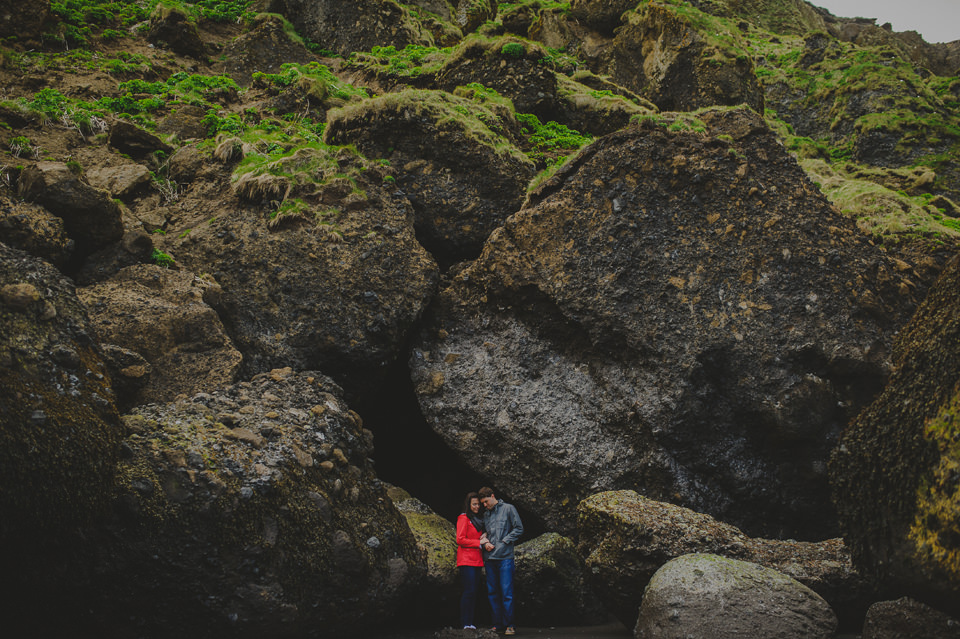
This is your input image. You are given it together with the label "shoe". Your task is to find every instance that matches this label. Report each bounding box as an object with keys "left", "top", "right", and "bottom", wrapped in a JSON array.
[{"left": 505, "top": 627, "right": 515, "bottom": 635}]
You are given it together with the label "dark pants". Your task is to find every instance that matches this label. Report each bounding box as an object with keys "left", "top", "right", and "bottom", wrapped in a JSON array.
[
  {"left": 485, "top": 557, "right": 515, "bottom": 629},
  {"left": 459, "top": 565, "right": 484, "bottom": 627}
]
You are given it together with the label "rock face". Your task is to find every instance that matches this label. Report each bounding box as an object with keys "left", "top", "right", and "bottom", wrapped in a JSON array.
[
  {"left": 18, "top": 162, "right": 124, "bottom": 266},
  {"left": 158, "top": 143, "right": 438, "bottom": 393},
  {"left": 514, "top": 532, "right": 606, "bottom": 626},
  {"left": 0, "top": 243, "right": 122, "bottom": 538},
  {"left": 268, "top": 0, "right": 431, "bottom": 58},
  {"left": 635, "top": 554, "right": 838, "bottom": 639},
  {"left": 861, "top": 597, "right": 960, "bottom": 639},
  {"left": 576, "top": 491, "right": 872, "bottom": 630},
  {"left": 147, "top": 4, "right": 205, "bottom": 59},
  {"left": 77, "top": 264, "right": 242, "bottom": 409},
  {"left": 97, "top": 368, "right": 425, "bottom": 635},
  {"left": 831, "top": 255, "right": 960, "bottom": 610},
  {"left": 325, "top": 89, "right": 535, "bottom": 266},
  {"left": 410, "top": 106, "right": 918, "bottom": 540}
]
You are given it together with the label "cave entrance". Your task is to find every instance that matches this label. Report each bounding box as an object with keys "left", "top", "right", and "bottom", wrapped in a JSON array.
[{"left": 359, "top": 354, "right": 544, "bottom": 536}]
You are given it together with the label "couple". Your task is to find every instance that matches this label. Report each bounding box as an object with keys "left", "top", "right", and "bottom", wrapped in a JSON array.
[{"left": 456, "top": 487, "right": 524, "bottom": 635}]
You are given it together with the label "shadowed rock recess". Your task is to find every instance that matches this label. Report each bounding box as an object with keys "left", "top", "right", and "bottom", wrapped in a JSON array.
[{"left": 1, "top": 0, "right": 959, "bottom": 635}]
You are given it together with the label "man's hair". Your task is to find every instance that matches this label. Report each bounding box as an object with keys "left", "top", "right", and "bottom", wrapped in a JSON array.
[{"left": 478, "top": 486, "right": 494, "bottom": 499}]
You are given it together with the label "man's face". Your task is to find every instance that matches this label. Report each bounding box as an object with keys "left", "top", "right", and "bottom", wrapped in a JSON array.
[{"left": 481, "top": 495, "right": 497, "bottom": 510}]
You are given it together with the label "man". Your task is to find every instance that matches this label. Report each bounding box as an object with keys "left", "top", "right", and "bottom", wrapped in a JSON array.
[{"left": 479, "top": 486, "right": 524, "bottom": 636}]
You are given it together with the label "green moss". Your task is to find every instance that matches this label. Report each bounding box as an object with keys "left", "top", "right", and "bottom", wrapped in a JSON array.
[{"left": 347, "top": 43, "right": 452, "bottom": 79}]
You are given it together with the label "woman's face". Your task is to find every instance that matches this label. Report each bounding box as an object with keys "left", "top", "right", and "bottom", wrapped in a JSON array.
[{"left": 469, "top": 497, "right": 480, "bottom": 514}]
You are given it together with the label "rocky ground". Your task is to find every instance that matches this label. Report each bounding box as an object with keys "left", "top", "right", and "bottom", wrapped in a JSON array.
[{"left": 1, "top": 0, "right": 960, "bottom": 637}]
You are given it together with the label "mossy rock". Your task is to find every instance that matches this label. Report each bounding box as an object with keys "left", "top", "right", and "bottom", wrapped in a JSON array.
[
  {"left": 831, "top": 254, "right": 960, "bottom": 611},
  {"left": 325, "top": 88, "right": 534, "bottom": 265}
]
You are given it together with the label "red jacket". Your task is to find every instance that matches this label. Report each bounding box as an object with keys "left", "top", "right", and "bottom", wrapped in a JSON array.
[{"left": 456, "top": 513, "right": 484, "bottom": 567}]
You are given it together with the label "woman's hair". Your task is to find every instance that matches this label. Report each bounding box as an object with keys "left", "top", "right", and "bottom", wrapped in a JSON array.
[{"left": 463, "top": 491, "right": 480, "bottom": 514}]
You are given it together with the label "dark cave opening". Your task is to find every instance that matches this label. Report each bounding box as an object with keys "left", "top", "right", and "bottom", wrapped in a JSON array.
[{"left": 360, "top": 354, "right": 544, "bottom": 536}]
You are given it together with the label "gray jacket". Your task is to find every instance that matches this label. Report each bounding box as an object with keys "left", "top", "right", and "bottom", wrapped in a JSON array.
[{"left": 482, "top": 499, "right": 524, "bottom": 561}]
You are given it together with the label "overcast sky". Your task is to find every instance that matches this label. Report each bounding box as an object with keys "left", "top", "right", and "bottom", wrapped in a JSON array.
[{"left": 811, "top": 0, "right": 959, "bottom": 43}]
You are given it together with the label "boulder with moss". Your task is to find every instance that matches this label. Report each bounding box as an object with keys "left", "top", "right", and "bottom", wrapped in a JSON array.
[
  {"left": 577, "top": 491, "right": 872, "bottom": 630},
  {"left": 93, "top": 368, "right": 425, "bottom": 635},
  {"left": 388, "top": 485, "right": 458, "bottom": 621},
  {"left": 635, "top": 554, "right": 838, "bottom": 639},
  {"left": 861, "top": 597, "right": 960, "bottom": 639},
  {"left": 152, "top": 139, "right": 438, "bottom": 395},
  {"left": 831, "top": 254, "right": 960, "bottom": 611},
  {"left": 325, "top": 88, "right": 535, "bottom": 266},
  {"left": 410, "top": 106, "right": 922, "bottom": 541},
  {"left": 515, "top": 532, "right": 607, "bottom": 626},
  {"left": 77, "top": 264, "right": 242, "bottom": 410}
]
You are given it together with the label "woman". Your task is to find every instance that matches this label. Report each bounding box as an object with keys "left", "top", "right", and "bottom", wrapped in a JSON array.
[{"left": 456, "top": 491, "right": 488, "bottom": 630}]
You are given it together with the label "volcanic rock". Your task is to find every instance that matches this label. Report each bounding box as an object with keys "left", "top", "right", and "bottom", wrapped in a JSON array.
[
  {"left": 577, "top": 491, "right": 872, "bottom": 629},
  {"left": 410, "top": 106, "right": 919, "bottom": 540},
  {"left": 95, "top": 368, "right": 425, "bottom": 635},
  {"left": 635, "top": 554, "right": 837, "bottom": 639},
  {"left": 831, "top": 254, "right": 960, "bottom": 610}
]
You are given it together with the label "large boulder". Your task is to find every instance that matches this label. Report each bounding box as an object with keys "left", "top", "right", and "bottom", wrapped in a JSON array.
[
  {"left": 409, "top": 106, "right": 920, "bottom": 540},
  {"left": 388, "top": 486, "right": 457, "bottom": 595},
  {"left": 514, "top": 532, "right": 607, "bottom": 626},
  {"left": 577, "top": 491, "right": 872, "bottom": 630},
  {"left": 831, "top": 254, "right": 960, "bottom": 610},
  {"left": 156, "top": 142, "right": 438, "bottom": 395},
  {"left": 95, "top": 368, "right": 426, "bottom": 635},
  {"left": 18, "top": 162, "right": 124, "bottom": 266},
  {"left": 635, "top": 554, "right": 837, "bottom": 639},
  {"left": 325, "top": 89, "right": 535, "bottom": 266},
  {"left": 266, "top": 0, "right": 432, "bottom": 58},
  {"left": 77, "top": 264, "right": 242, "bottom": 409}
]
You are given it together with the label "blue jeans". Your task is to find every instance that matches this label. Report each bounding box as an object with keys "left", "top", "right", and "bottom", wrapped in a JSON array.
[
  {"left": 485, "top": 557, "right": 515, "bottom": 628},
  {"left": 459, "top": 565, "right": 483, "bottom": 627}
]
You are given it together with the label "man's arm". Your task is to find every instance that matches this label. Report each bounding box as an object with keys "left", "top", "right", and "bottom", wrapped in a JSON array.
[{"left": 500, "top": 505, "right": 524, "bottom": 545}]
